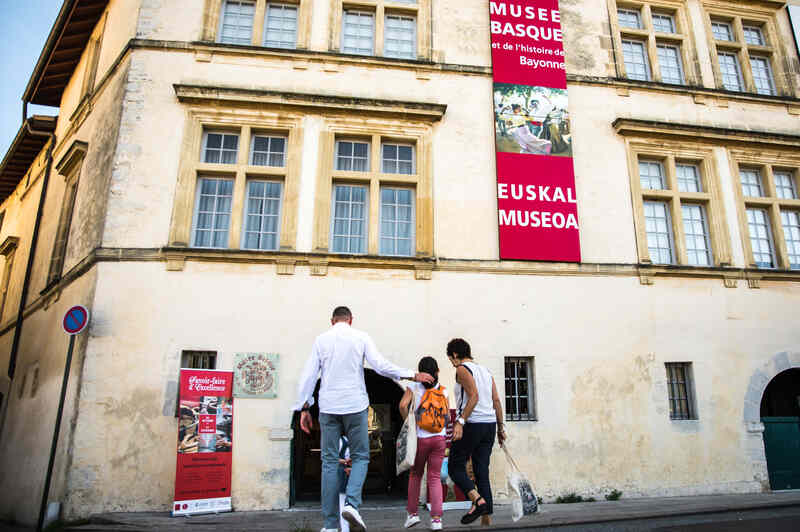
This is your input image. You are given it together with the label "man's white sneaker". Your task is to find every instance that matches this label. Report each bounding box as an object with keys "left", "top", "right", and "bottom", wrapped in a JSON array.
[
  {"left": 404, "top": 513, "right": 420, "bottom": 528},
  {"left": 430, "top": 517, "right": 443, "bottom": 531},
  {"left": 341, "top": 505, "right": 366, "bottom": 532}
]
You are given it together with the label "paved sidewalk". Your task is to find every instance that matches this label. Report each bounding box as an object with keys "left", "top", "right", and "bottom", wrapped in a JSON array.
[{"left": 54, "top": 491, "right": 800, "bottom": 531}]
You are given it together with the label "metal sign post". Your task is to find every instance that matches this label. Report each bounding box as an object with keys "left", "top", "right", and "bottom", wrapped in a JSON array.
[{"left": 37, "top": 305, "right": 89, "bottom": 532}]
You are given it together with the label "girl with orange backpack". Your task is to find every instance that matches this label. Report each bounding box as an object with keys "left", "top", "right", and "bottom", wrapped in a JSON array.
[{"left": 399, "top": 356, "right": 450, "bottom": 530}]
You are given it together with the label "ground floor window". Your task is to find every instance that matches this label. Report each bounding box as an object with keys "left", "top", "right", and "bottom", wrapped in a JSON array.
[
  {"left": 504, "top": 357, "right": 536, "bottom": 421},
  {"left": 665, "top": 362, "right": 697, "bottom": 420},
  {"left": 181, "top": 350, "right": 217, "bottom": 369}
]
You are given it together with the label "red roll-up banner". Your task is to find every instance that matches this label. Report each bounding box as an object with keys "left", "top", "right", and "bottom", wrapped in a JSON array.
[
  {"left": 173, "top": 369, "right": 234, "bottom": 516},
  {"left": 490, "top": 0, "right": 580, "bottom": 262}
]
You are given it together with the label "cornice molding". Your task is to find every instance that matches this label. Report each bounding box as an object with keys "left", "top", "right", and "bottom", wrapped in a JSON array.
[{"left": 613, "top": 118, "right": 800, "bottom": 148}]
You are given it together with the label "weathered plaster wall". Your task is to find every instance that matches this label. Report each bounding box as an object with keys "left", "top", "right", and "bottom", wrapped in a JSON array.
[{"left": 59, "top": 260, "right": 799, "bottom": 517}]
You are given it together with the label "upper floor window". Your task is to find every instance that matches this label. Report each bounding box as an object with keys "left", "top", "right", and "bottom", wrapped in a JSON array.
[
  {"left": 705, "top": 8, "right": 784, "bottom": 96},
  {"left": 731, "top": 155, "right": 800, "bottom": 270},
  {"left": 611, "top": 2, "right": 694, "bottom": 86},
  {"left": 48, "top": 141, "right": 88, "bottom": 286},
  {"left": 204, "top": 132, "right": 240, "bottom": 164},
  {"left": 334, "top": 0, "right": 429, "bottom": 60},
  {"left": 212, "top": 0, "right": 306, "bottom": 49}
]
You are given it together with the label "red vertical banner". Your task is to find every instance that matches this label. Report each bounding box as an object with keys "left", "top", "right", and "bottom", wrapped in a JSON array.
[
  {"left": 173, "top": 369, "right": 234, "bottom": 516},
  {"left": 490, "top": 0, "right": 580, "bottom": 262}
]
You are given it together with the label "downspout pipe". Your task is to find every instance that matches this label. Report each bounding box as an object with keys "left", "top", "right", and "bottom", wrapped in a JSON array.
[{"left": 7, "top": 112, "right": 56, "bottom": 380}]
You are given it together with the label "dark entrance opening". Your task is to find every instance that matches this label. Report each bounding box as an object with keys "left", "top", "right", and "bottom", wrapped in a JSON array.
[
  {"left": 291, "top": 369, "right": 407, "bottom": 505},
  {"left": 760, "top": 368, "right": 800, "bottom": 490}
]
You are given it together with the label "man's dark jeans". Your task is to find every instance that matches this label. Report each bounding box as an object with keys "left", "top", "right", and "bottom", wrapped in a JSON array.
[{"left": 449, "top": 422, "right": 496, "bottom": 513}]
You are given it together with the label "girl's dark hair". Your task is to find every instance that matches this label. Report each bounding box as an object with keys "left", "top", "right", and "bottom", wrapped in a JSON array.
[{"left": 418, "top": 356, "right": 439, "bottom": 389}]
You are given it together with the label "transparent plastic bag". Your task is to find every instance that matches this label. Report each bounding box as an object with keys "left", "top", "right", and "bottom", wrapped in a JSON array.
[
  {"left": 503, "top": 445, "right": 538, "bottom": 522},
  {"left": 396, "top": 397, "right": 418, "bottom": 474}
]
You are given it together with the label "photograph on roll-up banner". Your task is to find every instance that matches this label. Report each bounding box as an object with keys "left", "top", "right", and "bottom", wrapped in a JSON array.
[{"left": 494, "top": 83, "right": 571, "bottom": 157}]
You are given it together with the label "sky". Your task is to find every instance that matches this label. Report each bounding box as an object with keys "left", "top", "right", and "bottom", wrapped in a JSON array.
[{"left": 0, "top": 0, "right": 62, "bottom": 158}]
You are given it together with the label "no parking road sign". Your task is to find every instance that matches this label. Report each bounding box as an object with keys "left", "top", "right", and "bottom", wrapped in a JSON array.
[{"left": 62, "top": 305, "right": 89, "bottom": 335}]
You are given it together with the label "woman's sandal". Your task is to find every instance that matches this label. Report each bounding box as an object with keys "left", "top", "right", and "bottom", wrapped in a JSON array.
[{"left": 460, "top": 497, "right": 490, "bottom": 524}]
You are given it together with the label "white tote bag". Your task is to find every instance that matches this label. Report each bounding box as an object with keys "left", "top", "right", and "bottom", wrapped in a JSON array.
[
  {"left": 395, "top": 394, "right": 418, "bottom": 474},
  {"left": 504, "top": 445, "right": 538, "bottom": 521}
]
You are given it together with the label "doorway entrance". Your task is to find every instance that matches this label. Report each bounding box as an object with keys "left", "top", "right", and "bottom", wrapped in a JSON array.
[
  {"left": 291, "top": 369, "right": 407, "bottom": 504},
  {"left": 760, "top": 368, "right": 800, "bottom": 490}
]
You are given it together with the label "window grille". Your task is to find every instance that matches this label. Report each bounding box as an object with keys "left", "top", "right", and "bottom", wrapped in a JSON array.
[
  {"left": 743, "top": 25, "right": 765, "bottom": 46},
  {"left": 379, "top": 187, "right": 414, "bottom": 256},
  {"left": 342, "top": 11, "right": 374, "bottom": 55},
  {"left": 251, "top": 135, "right": 286, "bottom": 167},
  {"left": 682, "top": 204, "right": 711, "bottom": 266},
  {"left": 676, "top": 164, "right": 701, "bottom": 193},
  {"left": 504, "top": 357, "right": 536, "bottom": 421},
  {"left": 622, "top": 40, "right": 650, "bottom": 81},
  {"left": 666, "top": 362, "right": 697, "bottom": 420},
  {"left": 220, "top": 0, "right": 255, "bottom": 45},
  {"left": 718, "top": 52, "right": 743, "bottom": 91},
  {"left": 747, "top": 208, "right": 775, "bottom": 268},
  {"left": 740, "top": 169, "right": 764, "bottom": 197},
  {"left": 618, "top": 8, "right": 642, "bottom": 29},
  {"left": 644, "top": 201, "right": 674, "bottom": 264},
  {"left": 264, "top": 3, "right": 297, "bottom": 48},
  {"left": 192, "top": 178, "right": 234, "bottom": 248},
  {"left": 639, "top": 160, "right": 665, "bottom": 190},
  {"left": 243, "top": 181, "right": 282, "bottom": 251},
  {"left": 203, "top": 132, "right": 239, "bottom": 164},
  {"left": 657, "top": 44, "right": 684, "bottom": 84},
  {"left": 381, "top": 144, "right": 414, "bottom": 174},
  {"left": 652, "top": 13, "right": 675, "bottom": 33},
  {"left": 711, "top": 21, "right": 733, "bottom": 41},
  {"left": 781, "top": 210, "right": 800, "bottom": 270},
  {"left": 335, "top": 141, "right": 370, "bottom": 172},
  {"left": 181, "top": 351, "right": 217, "bottom": 369},
  {"left": 749, "top": 56, "right": 775, "bottom": 96},
  {"left": 384, "top": 14, "right": 416, "bottom": 59},
  {"left": 774, "top": 172, "right": 798, "bottom": 200},
  {"left": 331, "top": 185, "right": 368, "bottom": 254}
]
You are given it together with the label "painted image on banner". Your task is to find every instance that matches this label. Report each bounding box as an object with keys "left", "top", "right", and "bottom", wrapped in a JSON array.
[{"left": 494, "top": 83, "right": 571, "bottom": 157}]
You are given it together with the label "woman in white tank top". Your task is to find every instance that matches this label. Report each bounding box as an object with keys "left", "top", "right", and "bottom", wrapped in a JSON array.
[{"left": 446, "top": 338, "right": 506, "bottom": 526}]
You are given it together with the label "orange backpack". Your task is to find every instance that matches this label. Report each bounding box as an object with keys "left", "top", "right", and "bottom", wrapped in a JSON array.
[{"left": 416, "top": 385, "right": 448, "bottom": 433}]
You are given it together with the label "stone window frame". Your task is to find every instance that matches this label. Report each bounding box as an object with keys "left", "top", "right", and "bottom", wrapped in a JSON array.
[
  {"left": 626, "top": 140, "right": 731, "bottom": 267},
  {"left": 169, "top": 108, "right": 303, "bottom": 252},
  {"left": 0, "top": 236, "right": 19, "bottom": 324},
  {"left": 665, "top": 362, "right": 698, "bottom": 421},
  {"left": 47, "top": 141, "right": 88, "bottom": 287},
  {"left": 202, "top": 0, "right": 312, "bottom": 49},
  {"left": 313, "top": 116, "right": 433, "bottom": 257},
  {"left": 329, "top": 0, "right": 431, "bottom": 61},
  {"left": 701, "top": 1, "right": 790, "bottom": 97},
  {"left": 608, "top": 0, "right": 699, "bottom": 86},
  {"left": 729, "top": 149, "right": 800, "bottom": 270}
]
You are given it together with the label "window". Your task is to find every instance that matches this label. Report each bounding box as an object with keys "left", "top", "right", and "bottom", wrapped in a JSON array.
[
  {"left": 48, "top": 141, "right": 87, "bottom": 286},
  {"left": 264, "top": 3, "right": 298, "bottom": 48},
  {"left": 381, "top": 143, "right": 414, "bottom": 174},
  {"left": 18, "top": 372, "right": 27, "bottom": 400},
  {"left": 657, "top": 44, "right": 684, "bottom": 84},
  {"left": 718, "top": 52, "right": 743, "bottom": 91},
  {"left": 219, "top": 0, "right": 255, "bottom": 45},
  {"left": 682, "top": 204, "right": 711, "bottom": 266},
  {"left": 331, "top": 184, "right": 368, "bottom": 254},
  {"left": 639, "top": 160, "right": 665, "bottom": 190},
  {"left": 742, "top": 25, "right": 765, "bottom": 46},
  {"left": 749, "top": 56, "right": 775, "bottom": 96},
  {"left": 781, "top": 211, "right": 800, "bottom": 270},
  {"left": 652, "top": 13, "right": 675, "bottom": 33},
  {"left": 627, "top": 143, "right": 728, "bottom": 268},
  {"left": 336, "top": 140, "right": 370, "bottom": 171},
  {"left": 622, "top": 40, "right": 650, "bottom": 81},
  {"left": 243, "top": 180, "right": 282, "bottom": 250},
  {"left": 747, "top": 208, "right": 775, "bottom": 268},
  {"left": 384, "top": 14, "right": 416, "bottom": 59},
  {"left": 676, "top": 163, "right": 701, "bottom": 193},
  {"left": 250, "top": 135, "right": 286, "bottom": 167},
  {"left": 504, "top": 357, "right": 536, "bottom": 421},
  {"left": 711, "top": 20, "right": 733, "bottom": 41},
  {"left": 0, "top": 237, "right": 18, "bottom": 322},
  {"left": 732, "top": 158, "right": 800, "bottom": 270},
  {"left": 618, "top": 8, "right": 642, "bottom": 29},
  {"left": 644, "top": 201, "right": 674, "bottom": 264},
  {"left": 204, "top": 132, "right": 239, "bottom": 164},
  {"left": 705, "top": 8, "right": 785, "bottom": 96},
  {"left": 774, "top": 172, "right": 798, "bottom": 200},
  {"left": 379, "top": 187, "right": 414, "bottom": 256},
  {"left": 342, "top": 10, "right": 374, "bottom": 55},
  {"left": 181, "top": 350, "right": 217, "bottom": 369},
  {"left": 665, "top": 363, "right": 697, "bottom": 420},
  {"left": 192, "top": 178, "right": 234, "bottom": 248},
  {"left": 611, "top": 4, "right": 695, "bottom": 85},
  {"left": 30, "top": 366, "right": 39, "bottom": 398},
  {"left": 740, "top": 168, "right": 764, "bottom": 197}
]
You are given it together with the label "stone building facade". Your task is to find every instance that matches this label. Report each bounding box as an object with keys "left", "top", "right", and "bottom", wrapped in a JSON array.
[{"left": 0, "top": 0, "right": 799, "bottom": 526}]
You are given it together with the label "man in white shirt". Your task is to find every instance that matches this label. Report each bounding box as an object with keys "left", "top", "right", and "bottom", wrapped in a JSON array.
[{"left": 294, "top": 306, "right": 432, "bottom": 532}]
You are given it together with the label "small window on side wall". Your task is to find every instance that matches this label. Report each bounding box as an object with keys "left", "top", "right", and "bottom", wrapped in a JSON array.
[
  {"left": 504, "top": 357, "right": 536, "bottom": 421},
  {"left": 181, "top": 351, "right": 218, "bottom": 369},
  {"left": 665, "top": 362, "right": 697, "bottom": 420}
]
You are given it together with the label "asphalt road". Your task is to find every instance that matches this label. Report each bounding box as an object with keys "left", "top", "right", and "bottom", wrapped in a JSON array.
[{"left": 525, "top": 506, "right": 800, "bottom": 531}]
